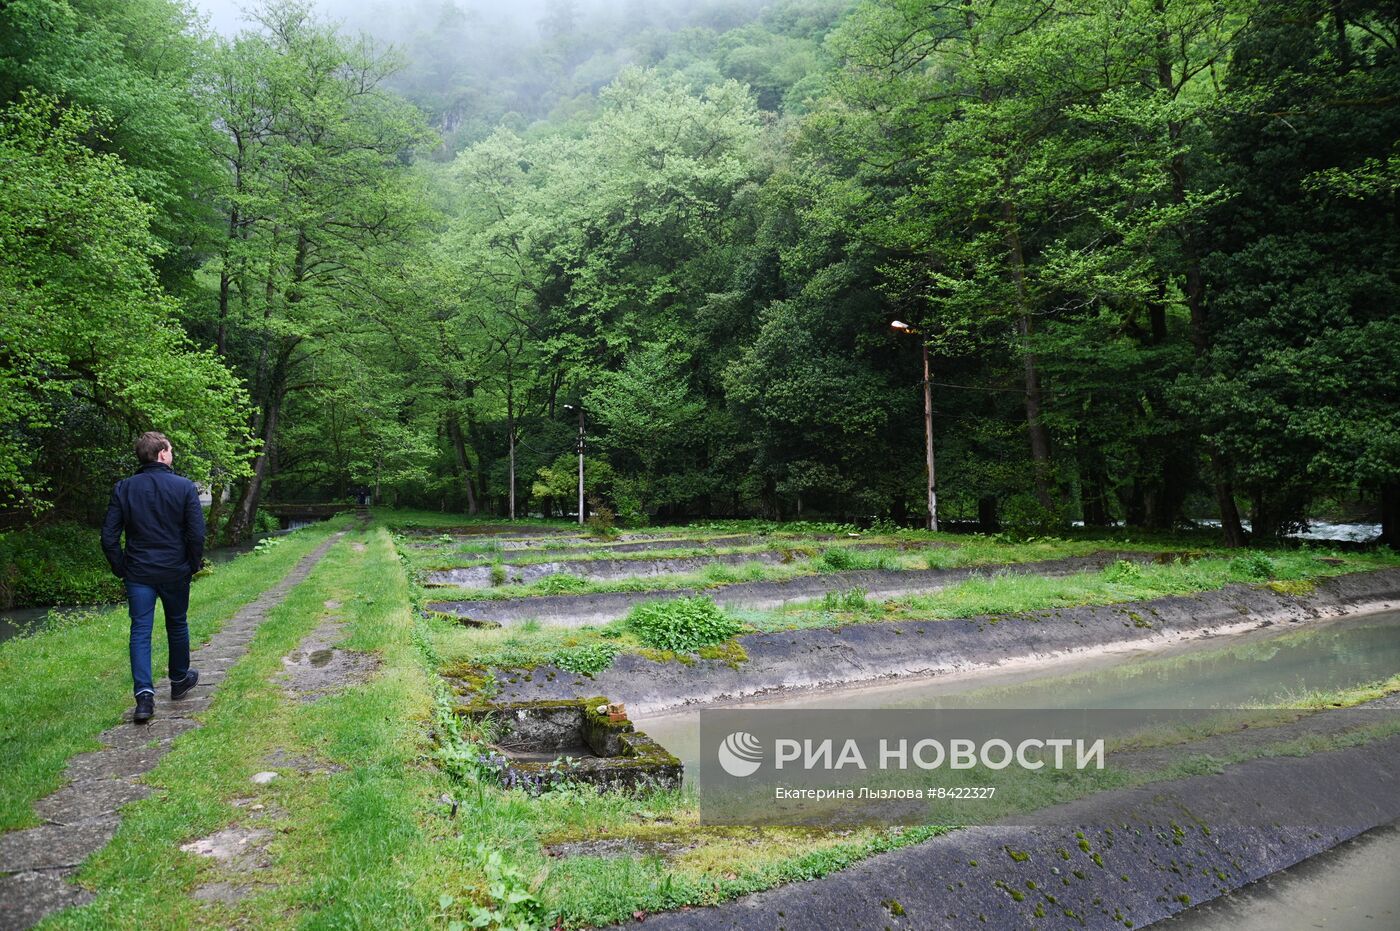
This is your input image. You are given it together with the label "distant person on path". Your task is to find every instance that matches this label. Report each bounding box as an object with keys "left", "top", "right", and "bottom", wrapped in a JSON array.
[{"left": 101, "top": 431, "right": 204, "bottom": 723}]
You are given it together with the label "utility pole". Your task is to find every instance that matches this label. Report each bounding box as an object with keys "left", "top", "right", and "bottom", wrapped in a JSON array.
[
  {"left": 891, "top": 321, "right": 938, "bottom": 531},
  {"left": 565, "top": 403, "right": 585, "bottom": 525}
]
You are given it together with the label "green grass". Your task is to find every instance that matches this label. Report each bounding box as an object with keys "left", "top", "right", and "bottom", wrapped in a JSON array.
[
  {"left": 753, "top": 549, "right": 1400, "bottom": 632},
  {"left": 0, "top": 519, "right": 345, "bottom": 832}
]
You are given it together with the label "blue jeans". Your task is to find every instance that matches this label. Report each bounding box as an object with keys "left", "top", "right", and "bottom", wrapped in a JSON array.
[{"left": 125, "top": 578, "right": 191, "bottom": 697}]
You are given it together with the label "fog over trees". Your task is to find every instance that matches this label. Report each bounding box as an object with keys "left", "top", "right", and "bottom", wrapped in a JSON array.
[{"left": 4, "top": 0, "right": 1398, "bottom": 545}]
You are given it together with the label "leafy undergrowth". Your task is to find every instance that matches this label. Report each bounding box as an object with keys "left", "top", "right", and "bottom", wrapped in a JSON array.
[
  {"left": 0, "top": 521, "right": 126, "bottom": 608},
  {"left": 625, "top": 596, "right": 742, "bottom": 651}
]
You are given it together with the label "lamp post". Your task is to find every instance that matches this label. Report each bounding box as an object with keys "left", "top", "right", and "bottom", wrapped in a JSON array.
[
  {"left": 563, "top": 404, "right": 585, "bottom": 525},
  {"left": 891, "top": 320, "right": 938, "bottom": 531}
]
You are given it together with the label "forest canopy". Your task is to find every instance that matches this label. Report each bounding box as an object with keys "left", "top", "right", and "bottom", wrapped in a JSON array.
[{"left": 2, "top": 0, "right": 1397, "bottom": 546}]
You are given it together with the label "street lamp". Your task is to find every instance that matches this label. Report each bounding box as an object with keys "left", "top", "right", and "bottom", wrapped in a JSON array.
[
  {"left": 563, "top": 404, "right": 585, "bottom": 525},
  {"left": 891, "top": 320, "right": 938, "bottom": 531}
]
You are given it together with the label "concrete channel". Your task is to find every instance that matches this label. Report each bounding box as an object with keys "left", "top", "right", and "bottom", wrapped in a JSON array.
[
  {"left": 426, "top": 551, "right": 1162, "bottom": 625},
  {"left": 468, "top": 568, "right": 1400, "bottom": 714}
]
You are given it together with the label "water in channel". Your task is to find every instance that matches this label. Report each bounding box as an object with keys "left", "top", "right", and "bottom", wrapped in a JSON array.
[
  {"left": 1156, "top": 819, "right": 1400, "bottom": 930},
  {"left": 636, "top": 608, "right": 1400, "bottom": 781}
]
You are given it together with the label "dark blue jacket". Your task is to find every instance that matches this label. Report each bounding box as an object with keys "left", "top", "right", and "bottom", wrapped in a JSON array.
[{"left": 101, "top": 463, "right": 205, "bottom": 584}]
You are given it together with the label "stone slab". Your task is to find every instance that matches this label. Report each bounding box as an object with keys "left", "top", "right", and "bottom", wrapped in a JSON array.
[
  {"left": 0, "top": 869, "right": 93, "bottom": 931},
  {"left": 99, "top": 714, "right": 198, "bottom": 749},
  {"left": 0, "top": 817, "right": 118, "bottom": 872},
  {"left": 33, "top": 780, "right": 150, "bottom": 825},
  {"left": 63, "top": 745, "right": 168, "bottom": 782}
]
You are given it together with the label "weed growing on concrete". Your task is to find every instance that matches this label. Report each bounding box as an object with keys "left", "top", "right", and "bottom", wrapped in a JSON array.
[{"left": 626, "top": 596, "right": 743, "bottom": 652}]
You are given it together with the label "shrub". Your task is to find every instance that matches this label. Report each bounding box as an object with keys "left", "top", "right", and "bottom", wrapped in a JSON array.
[
  {"left": 702, "top": 563, "right": 741, "bottom": 584},
  {"left": 489, "top": 562, "right": 507, "bottom": 586},
  {"left": 818, "top": 547, "right": 890, "bottom": 572},
  {"left": 821, "top": 588, "right": 870, "bottom": 612},
  {"left": 1230, "top": 552, "right": 1276, "bottom": 581},
  {"left": 586, "top": 501, "right": 618, "bottom": 539},
  {"left": 625, "top": 596, "right": 743, "bottom": 652},
  {"left": 819, "top": 547, "right": 857, "bottom": 571},
  {"left": 999, "top": 493, "right": 1070, "bottom": 540}
]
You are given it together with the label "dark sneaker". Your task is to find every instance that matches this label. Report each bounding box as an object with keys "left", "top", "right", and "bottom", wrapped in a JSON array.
[
  {"left": 134, "top": 693, "right": 155, "bottom": 724},
  {"left": 171, "top": 669, "right": 200, "bottom": 701}
]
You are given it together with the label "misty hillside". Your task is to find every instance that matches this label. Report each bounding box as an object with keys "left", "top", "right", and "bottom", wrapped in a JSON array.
[{"left": 201, "top": 0, "right": 850, "bottom": 153}]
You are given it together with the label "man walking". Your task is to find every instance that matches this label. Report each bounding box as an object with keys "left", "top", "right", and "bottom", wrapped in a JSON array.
[{"left": 101, "top": 432, "right": 204, "bottom": 723}]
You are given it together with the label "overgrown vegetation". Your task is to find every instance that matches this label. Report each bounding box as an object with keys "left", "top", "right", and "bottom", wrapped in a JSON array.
[
  {"left": 0, "top": 522, "right": 123, "bottom": 608},
  {"left": 625, "top": 596, "right": 745, "bottom": 653}
]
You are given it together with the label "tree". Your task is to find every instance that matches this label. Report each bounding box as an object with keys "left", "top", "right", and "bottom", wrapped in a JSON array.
[{"left": 0, "top": 95, "right": 249, "bottom": 513}]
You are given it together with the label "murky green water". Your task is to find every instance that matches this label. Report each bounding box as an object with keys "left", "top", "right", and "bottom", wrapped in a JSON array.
[
  {"left": 1158, "top": 820, "right": 1400, "bottom": 930},
  {"left": 638, "top": 609, "right": 1400, "bottom": 779}
]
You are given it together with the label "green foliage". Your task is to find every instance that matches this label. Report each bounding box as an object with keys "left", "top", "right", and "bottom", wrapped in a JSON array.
[
  {"left": 548, "top": 642, "right": 621, "bottom": 676},
  {"left": 0, "top": 523, "right": 123, "bottom": 608},
  {"left": 456, "top": 844, "right": 546, "bottom": 931},
  {"left": 0, "top": 93, "right": 250, "bottom": 507},
  {"left": 625, "top": 596, "right": 744, "bottom": 653},
  {"left": 586, "top": 503, "right": 618, "bottom": 538},
  {"left": 1229, "top": 552, "right": 1276, "bottom": 582},
  {"left": 999, "top": 495, "right": 1071, "bottom": 541},
  {"left": 1102, "top": 560, "right": 1146, "bottom": 585},
  {"left": 5, "top": 0, "right": 1398, "bottom": 580},
  {"left": 821, "top": 588, "right": 870, "bottom": 612},
  {"left": 532, "top": 574, "right": 594, "bottom": 595},
  {"left": 252, "top": 511, "right": 281, "bottom": 535},
  {"left": 818, "top": 547, "right": 858, "bottom": 571}
]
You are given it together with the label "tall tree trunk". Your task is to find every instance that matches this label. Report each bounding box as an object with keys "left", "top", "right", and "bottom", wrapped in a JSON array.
[
  {"left": 1213, "top": 464, "right": 1246, "bottom": 548},
  {"left": 205, "top": 478, "right": 225, "bottom": 548},
  {"left": 1002, "top": 202, "right": 1054, "bottom": 509},
  {"left": 228, "top": 389, "right": 282, "bottom": 541},
  {"left": 447, "top": 415, "right": 479, "bottom": 514},
  {"left": 1380, "top": 482, "right": 1399, "bottom": 550},
  {"left": 978, "top": 495, "right": 1000, "bottom": 533}
]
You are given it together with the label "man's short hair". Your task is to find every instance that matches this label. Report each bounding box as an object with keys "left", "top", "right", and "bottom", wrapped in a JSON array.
[{"left": 135, "top": 431, "right": 171, "bottom": 464}]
